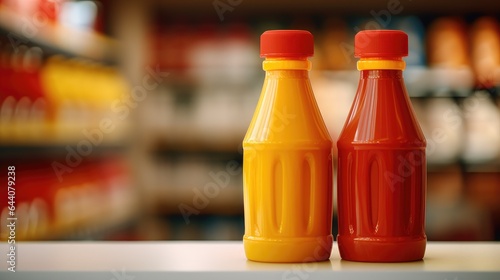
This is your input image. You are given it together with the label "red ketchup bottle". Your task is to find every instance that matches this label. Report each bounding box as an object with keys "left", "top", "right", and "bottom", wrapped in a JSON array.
[{"left": 337, "top": 30, "right": 427, "bottom": 262}]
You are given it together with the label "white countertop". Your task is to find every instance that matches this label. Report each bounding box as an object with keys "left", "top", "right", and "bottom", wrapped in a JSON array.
[{"left": 1, "top": 241, "right": 499, "bottom": 279}]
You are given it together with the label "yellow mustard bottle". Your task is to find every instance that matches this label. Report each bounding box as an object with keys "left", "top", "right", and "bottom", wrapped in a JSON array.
[{"left": 243, "top": 30, "right": 333, "bottom": 263}]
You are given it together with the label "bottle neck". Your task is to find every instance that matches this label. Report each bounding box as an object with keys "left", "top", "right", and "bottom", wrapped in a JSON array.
[
  {"left": 357, "top": 57, "right": 405, "bottom": 71},
  {"left": 263, "top": 57, "right": 311, "bottom": 72}
]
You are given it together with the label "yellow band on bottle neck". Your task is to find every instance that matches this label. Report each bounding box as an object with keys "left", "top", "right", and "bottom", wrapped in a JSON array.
[
  {"left": 357, "top": 58, "right": 405, "bottom": 70},
  {"left": 263, "top": 59, "right": 311, "bottom": 71}
]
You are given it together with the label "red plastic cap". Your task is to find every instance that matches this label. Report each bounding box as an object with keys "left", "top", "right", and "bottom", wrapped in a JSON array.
[
  {"left": 355, "top": 30, "right": 408, "bottom": 58},
  {"left": 260, "top": 30, "right": 314, "bottom": 58}
]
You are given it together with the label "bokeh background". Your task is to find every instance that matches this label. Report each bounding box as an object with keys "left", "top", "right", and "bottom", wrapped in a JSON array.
[{"left": 0, "top": 0, "right": 499, "bottom": 241}]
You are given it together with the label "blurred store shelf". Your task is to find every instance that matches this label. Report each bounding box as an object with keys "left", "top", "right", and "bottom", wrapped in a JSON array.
[
  {"left": 0, "top": 124, "right": 128, "bottom": 147},
  {"left": 0, "top": 158, "right": 137, "bottom": 241},
  {"left": 0, "top": 1, "right": 134, "bottom": 241},
  {"left": 0, "top": 6, "right": 117, "bottom": 63},
  {"left": 1, "top": 0, "right": 499, "bottom": 242}
]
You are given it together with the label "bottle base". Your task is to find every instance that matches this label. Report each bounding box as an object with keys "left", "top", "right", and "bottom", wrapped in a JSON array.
[
  {"left": 337, "top": 235, "right": 426, "bottom": 262},
  {"left": 244, "top": 235, "right": 333, "bottom": 263}
]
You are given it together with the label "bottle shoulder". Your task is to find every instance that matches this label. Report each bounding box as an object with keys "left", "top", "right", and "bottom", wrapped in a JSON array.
[
  {"left": 245, "top": 73, "right": 332, "bottom": 144},
  {"left": 338, "top": 73, "right": 426, "bottom": 147}
]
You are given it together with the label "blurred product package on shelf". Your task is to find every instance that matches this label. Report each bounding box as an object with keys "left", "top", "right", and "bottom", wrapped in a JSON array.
[
  {"left": 470, "top": 17, "right": 500, "bottom": 89},
  {"left": 0, "top": 46, "right": 46, "bottom": 140},
  {"left": 461, "top": 89, "right": 500, "bottom": 164},
  {"left": 0, "top": 0, "right": 60, "bottom": 24},
  {"left": 416, "top": 97, "right": 464, "bottom": 165},
  {"left": 0, "top": 157, "right": 135, "bottom": 240},
  {"left": 427, "top": 17, "right": 473, "bottom": 97},
  {"left": 0, "top": 46, "right": 129, "bottom": 144},
  {"left": 40, "top": 55, "right": 129, "bottom": 142},
  {"left": 0, "top": 0, "right": 104, "bottom": 32},
  {"left": 319, "top": 18, "right": 354, "bottom": 71}
]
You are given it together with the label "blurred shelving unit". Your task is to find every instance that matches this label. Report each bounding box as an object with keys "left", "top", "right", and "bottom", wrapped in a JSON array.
[
  {"left": 0, "top": 2, "right": 137, "bottom": 241},
  {"left": 0, "top": 7, "right": 117, "bottom": 63},
  {"left": 3, "top": 0, "right": 499, "bottom": 242}
]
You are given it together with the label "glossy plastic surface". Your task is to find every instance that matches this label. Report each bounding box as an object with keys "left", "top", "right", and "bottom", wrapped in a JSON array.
[
  {"left": 337, "top": 69, "right": 427, "bottom": 262},
  {"left": 243, "top": 58, "right": 333, "bottom": 263}
]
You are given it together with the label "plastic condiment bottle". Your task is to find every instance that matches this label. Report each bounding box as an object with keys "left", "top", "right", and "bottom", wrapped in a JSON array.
[
  {"left": 337, "top": 30, "right": 427, "bottom": 262},
  {"left": 243, "top": 30, "right": 333, "bottom": 263}
]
